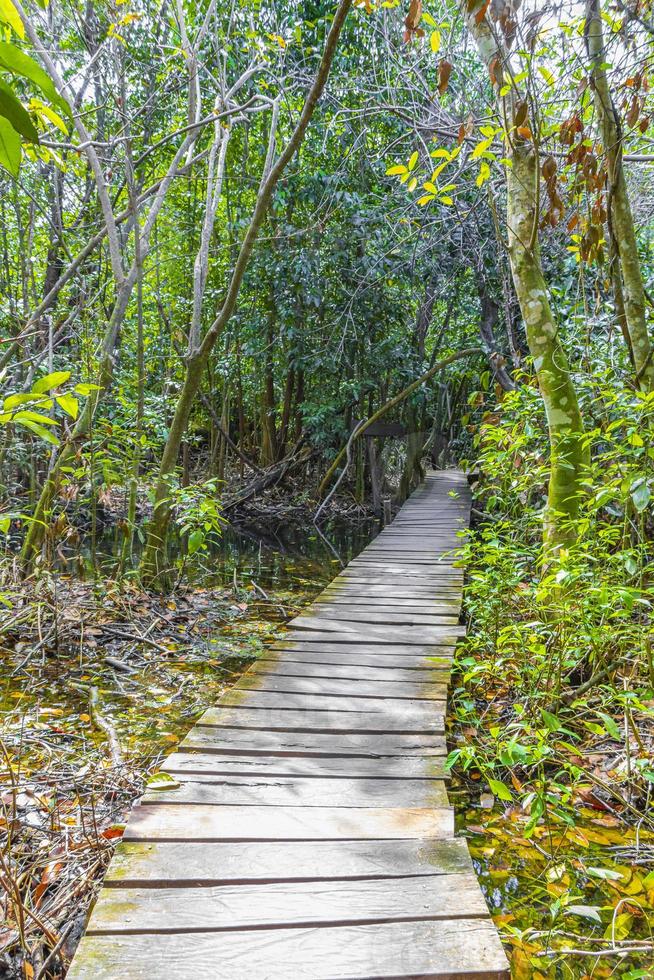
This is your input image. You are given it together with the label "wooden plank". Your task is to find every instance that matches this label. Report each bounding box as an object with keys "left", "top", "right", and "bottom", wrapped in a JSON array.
[
  {"left": 275, "top": 633, "right": 456, "bottom": 651},
  {"left": 220, "top": 690, "right": 446, "bottom": 717},
  {"left": 122, "top": 803, "right": 454, "bottom": 842},
  {"left": 181, "top": 726, "right": 446, "bottom": 756},
  {"left": 263, "top": 650, "right": 453, "bottom": 670},
  {"left": 288, "top": 616, "right": 464, "bottom": 640},
  {"left": 240, "top": 672, "right": 447, "bottom": 700},
  {"left": 68, "top": 920, "right": 510, "bottom": 979},
  {"left": 198, "top": 705, "right": 445, "bottom": 733},
  {"left": 320, "top": 586, "right": 459, "bottom": 600},
  {"left": 87, "top": 873, "right": 489, "bottom": 934},
  {"left": 335, "top": 572, "right": 462, "bottom": 585},
  {"left": 307, "top": 604, "right": 459, "bottom": 625},
  {"left": 104, "top": 837, "right": 473, "bottom": 885},
  {"left": 140, "top": 775, "right": 449, "bottom": 808},
  {"left": 253, "top": 659, "right": 450, "bottom": 683},
  {"left": 162, "top": 752, "right": 448, "bottom": 780},
  {"left": 316, "top": 594, "right": 460, "bottom": 610}
]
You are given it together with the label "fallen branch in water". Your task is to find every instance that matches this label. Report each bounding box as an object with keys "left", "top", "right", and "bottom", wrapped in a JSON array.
[{"left": 88, "top": 687, "right": 123, "bottom": 767}]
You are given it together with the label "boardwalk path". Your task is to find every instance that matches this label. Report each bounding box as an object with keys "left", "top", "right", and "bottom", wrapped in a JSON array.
[{"left": 69, "top": 470, "right": 509, "bottom": 978}]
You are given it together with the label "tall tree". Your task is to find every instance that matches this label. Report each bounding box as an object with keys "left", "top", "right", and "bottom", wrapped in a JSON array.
[
  {"left": 460, "top": 0, "right": 588, "bottom": 554},
  {"left": 585, "top": 0, "right": 654, "bottom": 391}
]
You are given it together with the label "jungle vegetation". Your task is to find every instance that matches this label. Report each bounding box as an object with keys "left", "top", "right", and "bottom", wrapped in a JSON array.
[{"left": 1, "top": 0, "right": 654, "bottom": 975}]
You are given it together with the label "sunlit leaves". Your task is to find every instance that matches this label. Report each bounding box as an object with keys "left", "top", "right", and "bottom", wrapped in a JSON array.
[
  {"left": 0, "top": 0, "right": 23, "bottom": 38},
  {"left": 0, "top": 115, "right": 20, "bottom": 175},
  {"left": 33, "top": 371, "right": 71, "bottom": 393}
]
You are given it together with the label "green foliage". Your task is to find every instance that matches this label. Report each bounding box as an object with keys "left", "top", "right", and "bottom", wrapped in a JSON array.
[
  {"left": 453, "top": 373, "right": 654, "bottom": 825},
  {"left": 169, "top": 478, "right": 226, "bottom": 557}
]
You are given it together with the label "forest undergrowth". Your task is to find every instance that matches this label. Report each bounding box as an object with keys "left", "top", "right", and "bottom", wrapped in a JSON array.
[{"left": 450, "top": 375, "right": 654, "bottom": 977}]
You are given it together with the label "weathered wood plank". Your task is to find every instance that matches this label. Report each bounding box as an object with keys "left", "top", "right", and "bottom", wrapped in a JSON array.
[
  {"left": 316, "top": 594, "right": 460, "bottom": 610},
  {"left": 288, "top": 616, "right": 464, "bottom": 640},
  {"left": 221, "top": 689, "right": 446, "bottom": 717},
  {"left": 140, "top": 775, "right": 449, "bottom": 807},
  {"left": 123, "top": 803, "right": 454, "bottom": 842},
  {"left": 308, "top": 604, "right": 459, "bottom": 625},
  {"left": 263, "top": 649, "right": 453, "bottom": 670},
  {"left": 104, "top": 837, "right": 472, "bottom": 886},
  {"left": 162, "top": 751, "right": 448, "bottom": 780},
  {"left": 240, "top": 671, "right": 448, "bottom": 700},
  {"left": 253, "top": 659, "right": 450, "bottom": 683},
  {"left": 274, "top": 634, "right": 456, "bottom": 652},
  {"left": 68, "top": 920, "right": 510, "bottom": 979},
  {"left": 87, "top": 873, "right": 489, "bottom": 934},
  {"left": 181, "top": 726, "right": 447, "bottom": 756},
  {"left": 198, "top": 704, "right": 445, "bottom": 733}
]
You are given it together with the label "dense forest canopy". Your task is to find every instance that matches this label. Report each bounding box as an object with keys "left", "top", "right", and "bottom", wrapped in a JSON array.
[{"left": 2, "top": 0, "right": 654, "bottom": 975}]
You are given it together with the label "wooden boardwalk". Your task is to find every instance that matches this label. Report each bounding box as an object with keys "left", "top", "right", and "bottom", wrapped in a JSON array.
[{"left": 68, "top": 471, "right": 510, "bottom": 978}]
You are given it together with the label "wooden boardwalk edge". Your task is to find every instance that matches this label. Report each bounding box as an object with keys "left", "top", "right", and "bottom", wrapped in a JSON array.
[{"left": 67, "top": 470, "right": 510, "bottom": 979}]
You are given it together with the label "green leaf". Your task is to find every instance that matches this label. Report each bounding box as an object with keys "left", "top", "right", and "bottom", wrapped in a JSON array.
[
  {"left": 596, "top": 711, "right": 621, "bottom": 740},
  {"left": 566, "top": 905, "right": 602, "bottom": 923},
  {"left": 3, "top": 392, "right": 40, "bottom": 411},
  {"left": 488, "top": 778, "right": 513, "bottom": 801},
  {"left": 74, "top": 382, "right": 101, "bottom": 395},
  {"left": 630, "top": 479, "right": 650, "bottom": 512},
  {"left": 586, "top": 866, "right": 624, "bottom": 881},
  {"left": 12, "top": 409, "right": 57, "bottom": 425},
  {"left": 538, "top": 66, "right": 554, "bottom": 86},
  {"left": 0, "top": 77, "right": 38, "bottom": 142},
  {"left": 541, "top": 709, "right": 561, "bottom": 732},
  {"left": 146, "top": 771, "right": 180, "bottom": 790},
  {"left": 187, "top": 528, "right": 205, "bottom": 555},
  {"left": 30, "top": 98, "right": 67, "bottom": 134},
  {"left": 0, "top": 0, "right": 24, "bottom": 38},
  {"left": 32, "top": 370, "right": 71, "bottom": 393},
  {"left": 56, "top": 393, "right": 78, "bottom": 419},
  {"left": 0, "top": 115, "right": 20, "bottom": 175},
  {"left": 16, "top": 418, "right": 59, "bottom": 445},
  {"left": 0, "top": 42, "right": 70, "bottom": 116}
]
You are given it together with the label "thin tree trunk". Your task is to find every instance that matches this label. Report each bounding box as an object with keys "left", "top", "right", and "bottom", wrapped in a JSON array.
[
  {"left": 586, "top": 0, "right": 654, "bottom": 390},
  {"left": 139, "top": 0, "right": 353, "bottom": 585}
]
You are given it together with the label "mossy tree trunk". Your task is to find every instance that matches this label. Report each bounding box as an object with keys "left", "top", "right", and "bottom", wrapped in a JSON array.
[
  {"left": 461, "top": 2, "right": 588, "bottom": 555},
  {"left": 507, "top": 148, "right": 588, "bottom": 551},
  {"left": 585, "top": 0, "right": 654, "bottom": 391}
]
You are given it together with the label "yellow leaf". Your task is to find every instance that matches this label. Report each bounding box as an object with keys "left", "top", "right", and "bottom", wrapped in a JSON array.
[
  {"left": 408, "top": 150, "right": 419, "bottom": 171},
  {"left": 0, "top": 0, "right": 24, "bottom": 38},
  {"left": 430, "top": 30, "right": 440, "bottom": 53}
]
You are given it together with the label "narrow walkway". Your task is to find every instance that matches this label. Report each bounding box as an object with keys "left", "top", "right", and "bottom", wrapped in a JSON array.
[{"left": 68, "top": 471, "right": 510, "bottom": 978}]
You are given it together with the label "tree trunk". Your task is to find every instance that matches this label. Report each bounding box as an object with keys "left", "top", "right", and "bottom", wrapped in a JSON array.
[
  {"left": 586, "top": 0, "right": 654, "bottom": 391},
  {"left": 508, "top": 148, "right": 588, "bottom": 551},
  {"left": 138, "top": 0, "right": 352, "bottom": 584},
  {"left": 461, "top": 2, "right": 588, "bottom": 555}
]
